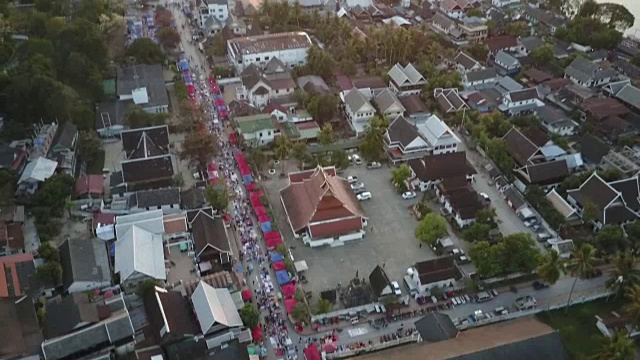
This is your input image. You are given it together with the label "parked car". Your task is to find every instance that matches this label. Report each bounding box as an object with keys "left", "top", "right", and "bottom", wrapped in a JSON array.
[
  {"left": 402, "top": 191, "right": 416, "bottom": 200},
  {"left": 367, "top": 162, "right": 382, "bottom": 169},
  {"left": 532, "top": 281, "right": 549, "bottom": 290},
  {"left": 347, "top": 176, "right": 359, "bottom": 184},
  {"left": 351, "top": 182, "right": 365, "bottom": 190},
  {"left": 494, "top": 306, "right": 509, "bottom": 316},
  {"left": 536, "top": 232, "right": 552, "bottom": 242},
  {"left": 357, "top": 192, "right": 372, "bottom": 201},
  {"left": 515, "top": 296, "right": 537, "bottom": 310},
  {"left": 480, "top": 192, "right": 490, "bottom": 202},
  {"left": 391, "top": 281, "right": 402, "bottom": 296},
  {"left": 354, "top": 188, "right": 368, "bottom": 195},
  {"left": 352, "top": 154, "right": 362, "bottom": 165},
  {"left": 475, "top": 291, "right": 493, "bottom": 303}
]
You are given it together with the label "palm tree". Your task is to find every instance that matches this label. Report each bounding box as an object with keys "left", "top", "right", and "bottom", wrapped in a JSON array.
[
  {"left": 538, "top": 249, "right": 563, "bottom": 285},
  {"left": 565, "top": 243, "right": 599, "bottom": 310},
  {"left": 592, "top": 331, "right": 636, "bottom": 360},
  {"left": 274, "top": 135, "right": 292, "bottom": 175},
  {"left": 607, "top": 253, "right": 640, "bottom": 298},
  {"left": 291, "top": 142, "right": 308, "bottom": 169},
  {"left": 247, "top": 149, "right": 268, "bottom": 175},
  {"left": 317, "top": 124, "right": 335, "bottom": 146},
  {"left": 624, "top": 285, "right": 640, "bottom": 327}
]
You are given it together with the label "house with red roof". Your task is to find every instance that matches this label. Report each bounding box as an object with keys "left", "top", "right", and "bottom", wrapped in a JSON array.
[{"left": 280, "top": 166, "right": 368, "bottom": 247}]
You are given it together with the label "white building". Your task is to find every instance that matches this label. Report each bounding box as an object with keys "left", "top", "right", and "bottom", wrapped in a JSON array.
[
  {"left": 374, "top": 89, "right": 406, "bottom": 119},
  {"left": 499, "top": 88, "right": 544, "bottom": 115},
  {"left": 227, "top": 32, "right": 313, "bottom": 72},
  {"left": 342, "top": 89, "right": 376, "bottom": 136},
  {"left": 409, "top": 257, "right": 463, "bottom": 294},
  {"left": 492, "top": 0, "right": 520, "bottom": 7},
  {"left": 191, "top": 281, "right": 243, "bottom": 335},
  {"left": 115, "top": 224, "right": 166, "bottom": 292},
  {"left": 388, "top": 63, "right": 427, "bottom": 96},
  {"left": 417, "top": 115, "right": 461, "bottom": 155},
  {"left": 198, "top": 0, "right": 229, "bottom": 28}
]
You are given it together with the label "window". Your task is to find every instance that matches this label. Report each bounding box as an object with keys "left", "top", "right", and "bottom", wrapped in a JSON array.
[{"left": 275, "top": 89, "right": 279, "bottom": 94}]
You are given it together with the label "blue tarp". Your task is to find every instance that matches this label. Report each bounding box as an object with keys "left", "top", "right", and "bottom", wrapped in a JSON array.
[
  {"left": 178, "top": 59, "right": 189, "bottom": 72},
  {"left": 276, "top": 270, "right": 290, "bottom": 285},
  {"left": 243, "top": 175, "right": 253, "bottom": 185},
  {"left": 235, "top": 263, "right": 244, "bottom": 273},
  {"left": 260, "top": 222, "right": 272, "bottom": 232},
  {"left": 183, "top": 73, "right": 192, "bottom": 84},
  {"left": 109, "top": 243, "right": 115, "bottom": 257},
  {"left": 271, "top": 253, "right": 284, "bottom": 262}
]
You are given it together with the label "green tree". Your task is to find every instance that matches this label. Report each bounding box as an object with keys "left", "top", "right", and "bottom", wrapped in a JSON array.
[
  {"left": 592, "top": 331, "right": 636, "bottom": 360},
  {"left": 306, "top": 94, "right": 338, "bottom": 124},
  {"left": 301, "top": 45, "right": 335, "bottom": 80},
  {"left": 625, "top": 222, "right": 640, "bottom": 249},
  {"left": 124, "top": 38, "right": 165, "bottom": 64},
  {"left": 359, "top": 116, "right": 388, "bottom": 162},
  {"left": 529, "top": 45, "right": 554, "bottom": 67},
  {"left": 316, "top": 298, "right": 332, "bottom": 314},
  {"left": 275, "top": 135, "right": 293, "bottom": 174},
  {"left": 466, "top": 43, "right": 488, "bottom": 62},
  {"left": 180, "top": 131, "right": 220, "bottom": 170},
  {"left": 156, "top": 26, "right": 180, "bottom": 49},
  {"left": 582, "top": 201, "right": 598, "bottom": 225},
  {"left": 565, "top": 244, "right": 599, "bottom": 311},
  {"left": 204, "top": 180, "right": 229, "bottom": 213},
  {"left": 37, "top": 242, "right": 60, "bottom": 263},
  {"left": 466, "top": 8, "right": 483, "bottom": 17},
  {"left": 415, "top": 213, "right": 448, "bottom": 245},
  {"left": 596, "top": 225, "right": 628, "bottom": 256},
  {"left": 462, "top": 222, "right": 492, "bottom": 242},
  {"left": 138, "top": 279, "right": 162, "bottom": 297},
  {"left": 240, "top": 303, "right": 260, "bottom": 328},
  {"left": 469, "top": 241, "right": 502, "bottom": 278},
  {"left": 331, "top": 149, "right": 350, "bottom": 170},
  {"left": 125, "top": 107, "right": 168, "bottom": 128},
  {"left": 0, "top": 169, "right": 18, "bottom": 205},
  {"left": 470, "top": 233, "right": 540, "bottom": 278},
  {"left": 317, "top": 123, "right": 335, "bottom": 145},
  {"left": 35, "top": 173, "right": 75, "bottom": 215},
  {"left": 291, "top": 303, "right": 310, "bottom": 322},
  {"left": 607, "top": 253, "right": 640, "bottom": 298},
  {"left": 36, "top": 262, "right": 62, "bottom": 285},
  {"left": 77, "top": 130, "right": 103, "bottom": 160},
  {"left": 246, "top": 148, "right": 268, "bottom": 175},
  {"left": 505, "top": 21, "right": 529, "bottom": 37},
  {"left": 537, "top": 250, "right": 562, "bottom": 285},
  {"left": 391, "top": 164, "right": 411, "bottom": 192},
  {"left": 291, "top": 142, "right": 308, "bottom": 169}
]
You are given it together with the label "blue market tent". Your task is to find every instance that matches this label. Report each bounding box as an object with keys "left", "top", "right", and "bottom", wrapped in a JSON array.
[
  {"left": 276, "top": 270, "right": 290, "bottom": 285},
  {"left": 260, "top": 222, "right": 271, "bottom": 232},
  {"left": 183, "top": 73, "right": 192, "bottom": 84},
  {"left": 271, "top": 253, "right": 284, "bottom": 262},
  {"left": 178, "top": 59, "right": 189, "bottom": 72}
]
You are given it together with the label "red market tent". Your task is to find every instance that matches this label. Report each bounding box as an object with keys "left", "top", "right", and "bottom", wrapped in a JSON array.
[
  {"left": 258, "top": 214, "right": 269, "bottom": 223},
  {"left": 246, "top": 183, "right": 256, "bottom": 191},
  {"left": 219, "top": 109, "right": 228, "bottom": 117},
  {"left": 229, "top": 133, "right": 237, "bottom": 145},
  {"left": 254, "top": 206, "right": 267, "bottom": 216},
  {"left": 323, "top": 343, "right": 337, "bottom": 354},
  {"left": 285, "top": 298, "right": 297, "bottom": 314},
  {"left": 250, "top": 190, "right": 264, "bottom": 201},
  {"left": 282, "top": 284, "right": 296, "bottom": 297},
  {"left": 272, "top": 261, "right": 286, "bottom": 271},
  {"left": 241, "top": 289, "right": 252, "bottom": 301},
  {"left": 252, "top": 326, "right": 263, "bottom": 341},
  {"left": 187, "top": 85, "right": 195, "bottom": 95},
  {"left": 265, "top": 235, "right": 282, "bottom": 248},
  {"left": 303, "top": 345, "right": 321, "bottom": 360},
  {"left": 208, "top": 77, "right": 216, "bottom": 84},
  {"left": 264, "top": 230, "right": 280, "bottom": 240},
  {"left": 207, "top": 163, "right": 216, "bottom": 172},
  {"left": 215, "top": 98, "right": 225, "bottom": 106},
  {"left": 235, "top": 153, "right": 245, "bottom": 163}
]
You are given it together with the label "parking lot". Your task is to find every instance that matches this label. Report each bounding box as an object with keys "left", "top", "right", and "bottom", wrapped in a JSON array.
[{"left": 263, "top": 161, "right": 438, "bottom": 300}]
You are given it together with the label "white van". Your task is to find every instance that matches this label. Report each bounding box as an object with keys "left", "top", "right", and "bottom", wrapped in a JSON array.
[
  {"left": 476, "top": 291, "right": 493, "bottom": 303},
  {"left": 356, "top": 192, "right": 372, "bottom": 201}
]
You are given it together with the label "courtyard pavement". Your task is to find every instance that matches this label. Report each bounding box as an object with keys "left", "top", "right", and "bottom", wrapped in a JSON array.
[{"left": 262, "top": 161, "right": 438, "bottom": 302}]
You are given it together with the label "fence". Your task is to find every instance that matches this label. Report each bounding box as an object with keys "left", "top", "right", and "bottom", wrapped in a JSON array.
[{"left": 325, "top": 334, "right": 420, "bottom": 359}]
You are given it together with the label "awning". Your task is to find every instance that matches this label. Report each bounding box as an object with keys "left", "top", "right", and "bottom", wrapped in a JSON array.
[
  {"left": 254, "top": 206, "right": 267, "bottom": 216},
  {"left": 284, "top": 298, "right": 297, "bottom": 314},
  {"left": 323, "top": 343, "right": 337, "bottom": 353},
  {"left": 276, "top": 270, "right": 290, "bottom": 285},
  {"left": 294, "top": 260, "right": 308, "bottom": 273},
  {"left": 273, "top": 261, "right": 286, "bottom": 271},
  {"left": 282, "top": 283, "right": 296, "bottom": 297},
  {"left": 242, "top": 289, "right": 253, "bottom": 301},
  {"left": 303, "top": 345, "right": 321, "bottom": 360},
  {"left": 271, "top": 253, "right": 284, "bottom": 262},
  {"left": 251, "top": 326, "right": 263, "bottom": 341},
  {"left": 260, "top": 221, "right": 271, "bottom": 232},
  {"left": 258, "top": 214, "right": 269, "bottom": 223},
  {"left": 265, "top": 235, "right": 282, "bottom": 249}
]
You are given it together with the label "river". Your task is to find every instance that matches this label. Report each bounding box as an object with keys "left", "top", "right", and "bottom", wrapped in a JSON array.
[{"left": 595, "top": 0, "right": 640, "bottom": 36}]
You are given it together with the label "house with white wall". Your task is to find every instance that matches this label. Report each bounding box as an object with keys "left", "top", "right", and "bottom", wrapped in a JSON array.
[
  {"left": 342, "top": 89, "right": 376, "bottom": 136},
  {"left": 499, "top": 88, "right": 544, "bottom": 115},
  {"left": 409, "top": 257, "right": 463, "bottom": 294},
  {"left": 227, "top": 32, "right": 312, "bottom": 72},
  {"left": 388, "top": 63, "right": 427, "bottom": 96},
  {"left": 417, "top": 115, "right": 461, "bottom": 155},
  {"left": 198, "top": 0, "right": 229, "bottom": 28},
  {"left": 375, "top": 89, "right": 405, "bottom": 119},
  {"left": 384, "top": 116, "right": 431, "bottom": 163}
]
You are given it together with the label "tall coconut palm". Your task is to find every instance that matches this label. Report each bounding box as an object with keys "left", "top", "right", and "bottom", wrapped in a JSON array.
[
  {"left": 623, "top": 285, "right": 640, "bottom": 327},
  {"left": 274, "top": 135, "right": 292, "bottom": 175},
  {"left": 592, "top": 331, "right": 636, "bottom": 360},
  {"left": 607, "top": 253, "right": 640, "bottom": 298},
  {"left": 538, "top": 249, "right": 563, "bottom": 285},
  {"left": 565, "top": 243, "right": 599, "bottom": 311}
]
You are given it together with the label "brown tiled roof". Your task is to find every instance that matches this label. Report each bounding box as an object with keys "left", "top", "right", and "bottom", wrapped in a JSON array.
[
  {"left": 408, "top": 152, "right": 476, "bottom": 182},
  {"left": 387, "top": 116, "right": 421, "bottom": 148},
  {"left": 163, "top": 214, "right": 187, "bottom": 235},
  {"left": 228, "top": 32, "right": 311, "bottom": 56},
  {"left": 144, "top": 287, "right": 198, "bottom": 342},
  {"left": 446, "top": 189, "right": 485, "bottom": 219},
  {"left": 541, "top": 78, "right": 571, "bottom": 90},
  {"left": 121, "top": 125, "right": 170, "bottom": 160},
  {"left": 599, "top": 115, "right": 633, "bottom": 137},
  {"left": 503, "top": 127, "right": 547, "bottom": 166},
  {"left": 437, "top": 177, "right": 469, "bottom": 195},
  {"left": 6, "top": 223, "right": 24, "bottom": 250},
  {"left": 524, "top": 68, "right": 553, "bottom": 84},
  {"left": 581, "top": 98, "right": 630, "bottom": 120},
  {"left": 484, "top": 35, "right": 517, "bottom": 52},
  {"left": 567, "top": 173, "right": 618, "bottom": 223},
  {"left": 400, "top": 94, "right": 429, "bottom": 114},
  {"left": 521, "top": 127, "right": 549, "bottom": 147},
  {"left": 610, "top": 177, "right": 640, "bottom": 212},
  {"left": 352, "top": 76, "right": 387, "bottom": 89},
  {"left": 0, "top": 253, "right": 34, "bottom": 298},
  {"left": 525, "top": 160, "right": 569, "bottom": 184},
  {"left": 121, "top": 155, "right": 174, "bottom": 184},
  {"left": 269, "top": 78, "right": 296, "bottom": 90},
  {"left": 415, "top": 256, "right": 462, "bottom": 285},
  {"left": 335, "top": 74, "right": 353, "bottom": 91},
  {"left": 288, "top": 166, "right": 336, "bottom": 183},
  {"left": 280, "top": 166, "right": 366, "bottom": 232},
  {"left": 190, "top": 210, "right": 231, "bottom": 255}
]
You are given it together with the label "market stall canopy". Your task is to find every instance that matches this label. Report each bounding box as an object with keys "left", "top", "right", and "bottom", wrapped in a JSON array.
[
  {"left": 241, "top": 289, "right": 252, "bottom": 301},
  {"left": 271, "top": 253, "right": 284, "bottom": 262},
  {"left": 303, "top": 345, "right": 321, "bottom": 360},
  {"left": 294, "top": 260, "right": 308, "bottom": 273},
  {"left": 272, "top": 261, "right": 286, "bottom": 271},
  {"left": 251, "top": 326, "right": 263, "bottom": 341},
  {"left": 282, "top": 284, "right": 295, "bottom": 297},
  {"left": 284, "top": 298, "right": 297, "bottom": 314},
  {"left": 276, "top": 270, "right": 290, "bottom": 285}
]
